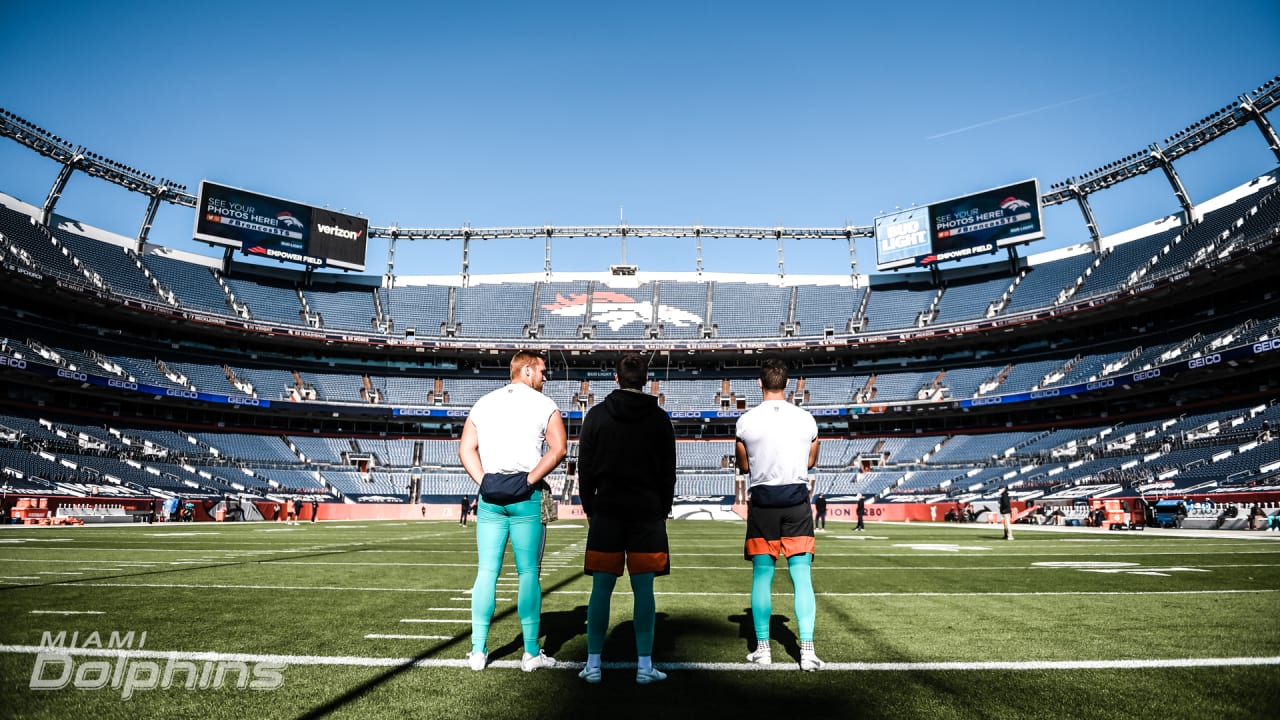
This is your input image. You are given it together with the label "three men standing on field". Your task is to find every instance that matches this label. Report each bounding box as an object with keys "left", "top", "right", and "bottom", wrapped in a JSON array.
[{"left": 460, "top": 352, "right": 824, "bottom": 680}]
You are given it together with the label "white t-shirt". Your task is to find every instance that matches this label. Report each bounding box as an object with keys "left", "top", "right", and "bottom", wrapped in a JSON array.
[
  {"left": 735, "top": 400, "right": 818, "bottom": 490},
  {"left": 467, "top": 382, "right": 559, "bottom": 474}
]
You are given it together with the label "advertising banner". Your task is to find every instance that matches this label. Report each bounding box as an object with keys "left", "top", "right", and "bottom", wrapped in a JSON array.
[
  {"left": 193, "top": 181, "right": 367, "bottom": 271},
  {"left": 874, "top": 179, "right": 1043, "bottom": 270}
]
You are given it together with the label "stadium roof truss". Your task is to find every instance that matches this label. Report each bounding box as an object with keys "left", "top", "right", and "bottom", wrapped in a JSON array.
[{"left": 2, "top": 75, "right": 1278, "bottom": 266}]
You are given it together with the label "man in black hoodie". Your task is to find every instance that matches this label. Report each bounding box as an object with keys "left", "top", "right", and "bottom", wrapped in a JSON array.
[{"left": 577, "top": 353, "right": 676, "bottom": 685}]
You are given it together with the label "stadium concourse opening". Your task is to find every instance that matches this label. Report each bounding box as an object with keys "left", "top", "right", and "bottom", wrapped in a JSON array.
[{"left": 1, "top": 78, "right": 1280, "bottom": 528}]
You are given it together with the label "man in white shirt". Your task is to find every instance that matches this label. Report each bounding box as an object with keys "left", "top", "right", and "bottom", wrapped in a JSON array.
[
  {"left": 458, "top": 350, "right": 566, "bottom": 672},
  {"left": 735, "top": 358, "right": 824, "bottom": 671}
]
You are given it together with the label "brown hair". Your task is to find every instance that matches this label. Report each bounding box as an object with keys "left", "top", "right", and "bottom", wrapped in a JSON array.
[
  {"left": 759, "top": 358, "right": 788, "bottom": 392},
  {"left": 615, "top": 353, "right": 649, "bottom": 390}
]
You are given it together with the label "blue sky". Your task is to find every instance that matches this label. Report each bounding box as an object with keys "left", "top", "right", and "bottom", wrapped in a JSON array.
[{"left": 1, "top": 1, "right": 1278, "bottom": 278}]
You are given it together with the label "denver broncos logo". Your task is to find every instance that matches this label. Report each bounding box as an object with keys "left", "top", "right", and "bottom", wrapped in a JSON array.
[
  {"left": 543, "top": 291, "right": 703, "bottom": 331},
  {"left": 999, "top": 196, "right": 1032, "bottom": 212}
]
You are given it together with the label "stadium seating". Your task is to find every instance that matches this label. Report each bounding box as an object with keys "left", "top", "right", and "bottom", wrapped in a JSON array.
[
  {"left": 191, "top": 433, "right": 299, "bottom": 464},
  {"left": 288, "top": 436, "right": 350, "bottom": 464},
  {"left": 232, "top": 367, "right": 299, "bottom": 401},
  {"left": 302, "top": 285, "right": 379, "bottom": 332},
  {"left": 1075, "top": 228, "right": 1180, "bottom": 299},
  {"left": 0, "top": 203, "right": 83, "bottom": 279},
  {"left": 862, "top": 286, "right": 933, "bottom": 331},
  {"left": 223, "top": 277, "right": 306, "bottom": 326},
  {"left": 1001, "top": 252, "right": 1095, "bottom": 315},
  {"left": 455, "top": 283, "right": 532, "bottom": 338},
  {"left": 712, "top": 283, "right": 790, "bottom": 337},
  {"left": 51, "top": 227, "right": 161, "bottom": 301},
  {"left": 141, "top": 254, "right": 233, "bottom": 315},
  {"left": 535, "top": 281, "right": 592, "bottom": 338},
  {"left": 932, "top": 275, "right": 1014, "bottom": 324},
  {"left": 654, "top": 282, "right": 709, "bottom": 338},
  {"left": 793, "top": 284, "right": 864, "bottom": 336},
  {"left": 384, "top": 285, "right": 450, "bottom": 335}
]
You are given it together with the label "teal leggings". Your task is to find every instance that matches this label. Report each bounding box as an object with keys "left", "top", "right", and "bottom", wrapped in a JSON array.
[
  {"left": 751, "top": 553, "right": 815, "bottom": 643},
  {"left": 586, "top": 571, "right": 656, "bottom": 656},
  {"left": 471, "top": 491, "right": 544, "bottom": 655}
]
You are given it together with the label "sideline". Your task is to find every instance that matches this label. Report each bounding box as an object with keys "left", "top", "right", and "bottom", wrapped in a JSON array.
[
  {"left": 3, "top": 643, "right": 1278, "bottom": 673},
  {"left": 866, "top": 520, "right": 1280, "bottom": 542}
]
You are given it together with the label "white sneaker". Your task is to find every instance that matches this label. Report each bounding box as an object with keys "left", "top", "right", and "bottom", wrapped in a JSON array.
[
  {"left": 521, "top": 650, "right": 555, "bottom": 672},
  {"left": 746, "top": 647, "right": 772, "bottom": 665},
  {"left": 800, "top": 650, "right": 825, "bottom": 671},
  {"left": 578, "top": 665, "right": 602, "bottom": 683},
  {"left": 466, "top": 651, "right": 487, "bottom": 671},
  {"left": 636, "top": 666, "right": 667, "bottom": 684}
]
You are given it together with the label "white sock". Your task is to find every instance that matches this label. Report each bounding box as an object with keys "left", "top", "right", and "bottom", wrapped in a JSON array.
[
  {"left": 638, "top": 656, "right": 653, "bottom": 671},
  {"left": 586, "top": 653, "right": 601, "bottom": 670}
]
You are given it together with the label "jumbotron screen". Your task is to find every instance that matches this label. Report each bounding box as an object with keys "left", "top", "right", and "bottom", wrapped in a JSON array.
[
  {"left": 193, "top": 181, "right": 368, "bottom": 271},
  {"left": 875, "top": 179, "right": 1044, "bottom": 271}
]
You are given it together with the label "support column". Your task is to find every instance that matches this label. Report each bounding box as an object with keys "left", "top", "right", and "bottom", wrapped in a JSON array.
[
  {"left": 775, "top": 228, "right": 785, "bottom": 279},
  {"left": 1070, "top": 185, "right": 1102, "bottom": 253},
  {"left": 694, "top": 227, "right": 704, "bottom": 275},
  {"left": 1151, "top": 144, "right": 1197, "bottom": 224},
  {"left": 135, "top": 190, "right": 162, "bottom": 250},
  {"left": 383, "top": 230, "right": 398, "bottom": 288},
  {"left": 544, "top": 225, "right": 554, "bottom": 279},
  {"left": 846, "top": 228, "right": 858, "bottom": 283},
  {"left": 41, "top": 150, "right": 80, "bottom": 225},
  {"left": 1241, "top": 95, "right": 1280, "bottom": 164},
  {"left": 460, "top": 229, "right": 471, "bottom": 287}
]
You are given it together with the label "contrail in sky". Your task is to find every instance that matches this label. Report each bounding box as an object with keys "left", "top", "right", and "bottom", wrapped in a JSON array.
[{"left": 927, "top": 90, "right": 1115, "bottom": 140}]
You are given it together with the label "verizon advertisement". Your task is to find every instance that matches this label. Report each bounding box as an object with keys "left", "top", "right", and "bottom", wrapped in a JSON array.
[{"left": 193, "top": 181, "right": 368, "bottom": 271}]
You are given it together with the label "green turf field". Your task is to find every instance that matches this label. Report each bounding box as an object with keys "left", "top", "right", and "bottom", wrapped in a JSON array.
[{"left": 2, "top": 519, "right": 1278, "bottom": 719}]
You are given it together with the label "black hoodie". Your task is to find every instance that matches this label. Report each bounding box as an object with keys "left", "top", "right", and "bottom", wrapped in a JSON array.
[{"left": 577, "top": 388, "right": 676, "bottom": 519}]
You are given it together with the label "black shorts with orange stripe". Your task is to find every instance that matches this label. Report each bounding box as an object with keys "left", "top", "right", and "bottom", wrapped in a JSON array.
[
  {"left": 744, "top": 500, "right": 815, "bottom": 561},
  {"left": 584, "top": 514, "right": 670, "bottom": 577}
]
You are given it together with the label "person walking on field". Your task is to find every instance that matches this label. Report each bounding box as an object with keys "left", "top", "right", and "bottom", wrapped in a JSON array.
[
  {"left": 459, "top": 495, "right": 472, "bottom": 527},
  {"left": 813, "top": 493, "right": 827, "bottom": 532},
  {"left": 458, "top": 350, "right": 566, "bottom": 672},
  {"left": 1000, "top": 485, "right": 1014, "bottom": 541},
  {"left": 576, "top": 353, "right": 677, "bottom": 685},
  {"left": 735, "top": 358, "right": 824, "bottom": 671}
]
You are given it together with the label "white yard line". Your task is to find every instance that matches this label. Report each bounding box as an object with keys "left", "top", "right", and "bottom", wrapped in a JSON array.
[
  {"left": 256, "top": 560, "right": 1280, "bottom": 571},
  {"left": 28, "top": 610, "right": 105, "bottom": 615}
]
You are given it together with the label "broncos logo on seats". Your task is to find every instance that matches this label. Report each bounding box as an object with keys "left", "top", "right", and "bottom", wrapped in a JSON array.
[{"left": 542, "top": 291, "right": 703, "bottom": 331}]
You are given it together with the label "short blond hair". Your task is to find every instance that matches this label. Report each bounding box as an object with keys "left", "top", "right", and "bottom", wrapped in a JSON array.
[{"left": 509, "top": 350, "right": 544, "bottom": 381}]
